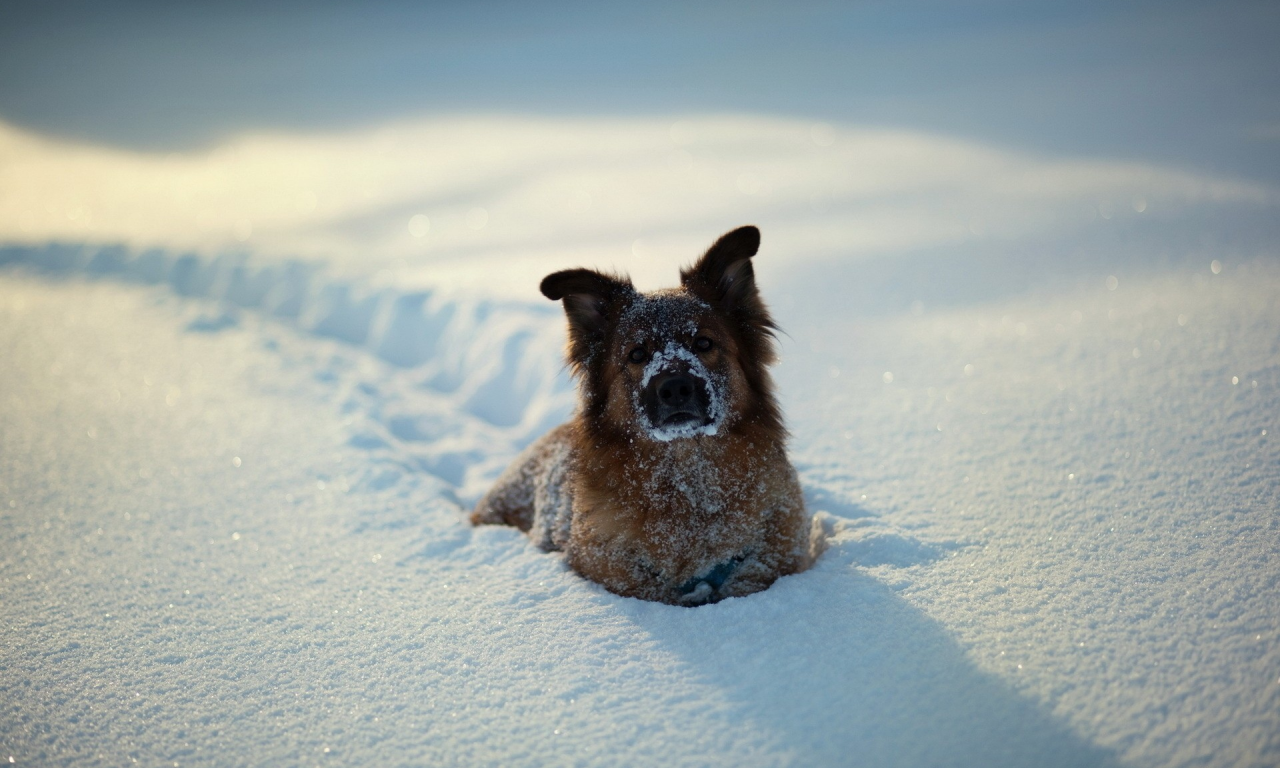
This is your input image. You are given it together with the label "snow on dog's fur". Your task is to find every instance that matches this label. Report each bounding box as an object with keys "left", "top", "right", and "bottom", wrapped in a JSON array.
[{"left": 471, "top": 226, "right": 813, "bottom": 605}]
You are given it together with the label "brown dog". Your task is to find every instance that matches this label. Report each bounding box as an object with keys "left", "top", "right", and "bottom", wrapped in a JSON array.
[{"left": 471, "top": 226, "right": 812, "bottom": 605}]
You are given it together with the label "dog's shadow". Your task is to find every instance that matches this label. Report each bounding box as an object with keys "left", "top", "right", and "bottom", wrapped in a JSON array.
[{"left": 617, "top": 563, "right": 1117, "bottom": 767}]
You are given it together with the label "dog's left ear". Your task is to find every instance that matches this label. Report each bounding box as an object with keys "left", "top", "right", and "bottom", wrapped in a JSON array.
[{"left": 681, "top": 225, "right": 766, "bottom": 316}]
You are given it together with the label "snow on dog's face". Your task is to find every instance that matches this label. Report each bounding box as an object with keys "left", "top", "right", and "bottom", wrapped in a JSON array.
[
  {"left": 620, "top": 291, "right": 727, "bottom": 441},
  {"left": 540, "top": 226, "right": 783, "bottom": 444}
]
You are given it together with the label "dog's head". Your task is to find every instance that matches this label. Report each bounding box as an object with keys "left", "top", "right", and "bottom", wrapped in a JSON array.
[{"left": 541, "top": 226, "right": 782, "bottom": 443}]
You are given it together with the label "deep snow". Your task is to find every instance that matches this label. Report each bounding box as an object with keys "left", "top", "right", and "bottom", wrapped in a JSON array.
[
  {"left": 2, "top": 233, "right": 1277, "bottom": 766},
  {"left": 1, "top": 110, "right": 1279, "bottom": 767}
]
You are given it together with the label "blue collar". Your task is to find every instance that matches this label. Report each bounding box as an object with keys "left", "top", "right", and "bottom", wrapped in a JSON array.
[{"left": 678, "top": 555, "right": 745, "bottom": 597}]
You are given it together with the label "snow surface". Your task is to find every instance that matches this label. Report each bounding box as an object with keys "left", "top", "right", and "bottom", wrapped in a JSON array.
[
  {"left": 2, "top": 115, "right": 1279, "bottom": 767},
  {"left": 2, "top": 115, "right": 1274, "bottom": 297}
]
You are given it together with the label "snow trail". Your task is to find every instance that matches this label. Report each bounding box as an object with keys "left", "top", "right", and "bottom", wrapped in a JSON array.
[{"left": 2, "top": 240, "right": 1279, "bottom": 767}]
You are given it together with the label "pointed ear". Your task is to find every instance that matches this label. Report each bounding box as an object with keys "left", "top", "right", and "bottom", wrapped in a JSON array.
[
  {"left": 540, "top": 268, "right": 633, "bottom": 365},
  {"left": 681, "top": 226, "right": 778, "bottom": 365},
  {"left": 681, "top": 225, "right": 762, "bottom": 312}
]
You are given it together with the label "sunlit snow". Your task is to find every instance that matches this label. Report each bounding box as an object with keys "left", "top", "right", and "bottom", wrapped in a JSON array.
[{"left": 2, "top": 31, "right": 1279, "bottom": 768}]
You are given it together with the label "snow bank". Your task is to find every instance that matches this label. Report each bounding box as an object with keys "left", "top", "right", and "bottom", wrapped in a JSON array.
[{"left": 2, "top": 115, "right": 1273, "bottom": 297}]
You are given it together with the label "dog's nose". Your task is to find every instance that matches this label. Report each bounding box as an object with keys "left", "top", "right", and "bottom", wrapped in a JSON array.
[{"left": 655, "top": 373, "right": 696, "bottom": 408}]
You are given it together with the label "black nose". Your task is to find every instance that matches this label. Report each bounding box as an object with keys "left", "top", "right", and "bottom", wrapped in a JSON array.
[
  {"left": 642, "top": 370, "right": 711, "bottom": 431},
  {"left": 655, "top": 373, "right": 696, "bottom": 408}
]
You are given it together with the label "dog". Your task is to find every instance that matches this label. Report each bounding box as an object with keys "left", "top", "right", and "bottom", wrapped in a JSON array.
[{"left": 471, "top": 226, "right": 813, "bottom": 605}]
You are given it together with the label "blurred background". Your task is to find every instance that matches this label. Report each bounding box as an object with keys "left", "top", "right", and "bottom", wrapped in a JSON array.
[{"left": 2, "top": 0, "right": 1278, "bottom": 300}]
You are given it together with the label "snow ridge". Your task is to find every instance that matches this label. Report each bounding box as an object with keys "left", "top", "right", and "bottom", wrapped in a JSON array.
[{"left": 0, "top": 240, "right": 574, "bottom": 502}]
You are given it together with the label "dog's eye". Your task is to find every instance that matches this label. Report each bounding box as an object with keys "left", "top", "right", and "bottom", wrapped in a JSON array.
[
  {"left": 694, "top": 337, "right": 714, "bottom": 352},
  {"left": 628, "top": 346, "right": 648, "bottom": 364}
]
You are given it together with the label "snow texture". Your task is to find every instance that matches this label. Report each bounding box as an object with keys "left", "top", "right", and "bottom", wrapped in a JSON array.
[
  {"left": 2, "top": 236, "right": 1277, "bottom": 767},
  {"left": 2, "top": 115, "right": 1280, "bottom": 764}
]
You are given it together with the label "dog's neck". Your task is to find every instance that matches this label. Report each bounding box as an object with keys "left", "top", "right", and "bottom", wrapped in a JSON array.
[{"left": 578, "top": 418, "right": 783, "bottom": 519}]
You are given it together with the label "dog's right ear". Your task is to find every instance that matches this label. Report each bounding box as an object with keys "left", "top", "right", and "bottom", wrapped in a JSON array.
[
  {"left": 681, "top": 225, "right": 763, "bottom": 314},
  {"left": 540, "top": 268, "right": 634, "bottom": 364}
]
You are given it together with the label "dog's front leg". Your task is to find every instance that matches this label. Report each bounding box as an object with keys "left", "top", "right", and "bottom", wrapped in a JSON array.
[{"left": 471, "top": 423, "right": 576, "bottom": 537}]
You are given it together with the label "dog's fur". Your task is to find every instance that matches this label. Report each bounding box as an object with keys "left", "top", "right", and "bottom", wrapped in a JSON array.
[{"left": 471, "top": 226, "right": 811, "bottom": 605}]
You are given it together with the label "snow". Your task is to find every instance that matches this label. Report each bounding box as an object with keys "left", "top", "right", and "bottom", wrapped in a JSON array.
[
  {"left": 2, "top": 115, "right": 1273, "bottom": 298},
  {"left": 637, "top": 341, "right": 725, "bottom": 442},
  {"left": 2, "top": 112, "right": 1279, "bottom": 766}
]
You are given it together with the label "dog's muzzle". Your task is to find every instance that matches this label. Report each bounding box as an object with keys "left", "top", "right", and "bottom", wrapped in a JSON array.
[{"left": 643, "top": 370, "right": 713, "bottom": 429}]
